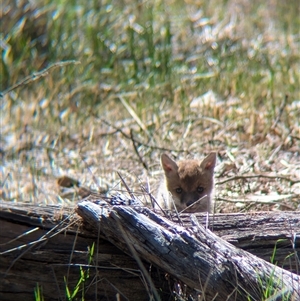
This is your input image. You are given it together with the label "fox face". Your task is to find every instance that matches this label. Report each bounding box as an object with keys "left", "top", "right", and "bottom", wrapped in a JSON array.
[{"left": 160, "top": 152, "right": 216, "bottom": 213}]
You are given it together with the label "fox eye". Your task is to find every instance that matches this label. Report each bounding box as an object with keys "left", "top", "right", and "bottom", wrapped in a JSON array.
[
  {"left": 175, "top": 188, "right": 182, "bottom": 194},
  {"left": 197, "top": 186, "right": 204, "bottom": 193}
]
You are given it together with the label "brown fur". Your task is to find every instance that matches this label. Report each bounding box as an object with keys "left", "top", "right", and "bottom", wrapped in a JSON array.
[{"left": 158, "top": 153, "right": 216, "bottom": 213}]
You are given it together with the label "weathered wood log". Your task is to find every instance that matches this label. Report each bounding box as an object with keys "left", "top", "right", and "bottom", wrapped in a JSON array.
[
  {"left": 0, "top": 199, "right": 299, "bottom": 301},
  {"left": 76, "top": 200, "right": 300, "bottom": 301},
  {"left": 0, "top": 201, "right": 169, "bottom": 301}
]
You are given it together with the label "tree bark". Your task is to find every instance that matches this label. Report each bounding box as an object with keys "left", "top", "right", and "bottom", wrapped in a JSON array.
[{"left": 0, "top": 199, "right": 299, "bottom": 301}]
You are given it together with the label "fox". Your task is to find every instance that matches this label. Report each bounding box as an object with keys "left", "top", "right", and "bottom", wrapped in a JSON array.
[{"left": 157, "top": 152, "right": 217, "bottom": 213}]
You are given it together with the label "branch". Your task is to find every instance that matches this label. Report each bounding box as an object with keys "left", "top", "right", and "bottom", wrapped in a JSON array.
[
  {"left": 216, "top": 174, "right": 300, "bottom": 185},
  {"left": 1, "top": 60, "right": 80, "bottom": 96}
]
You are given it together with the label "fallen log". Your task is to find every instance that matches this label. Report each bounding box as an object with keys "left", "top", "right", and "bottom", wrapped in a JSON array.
[
  {"left": 76, "top": 200, "right": 300, "bottom": 301},
  {"left": 0, "top": 199, "right": 299, "bottom": 300},
  {"left": 0, "top": 201, "right": 168, "bottom": 301}
]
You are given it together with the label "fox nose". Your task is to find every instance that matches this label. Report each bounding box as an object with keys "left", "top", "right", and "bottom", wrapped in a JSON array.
[
  {"left": 186, "top": 200, "right": 195, "bottom": 207},
  {"left": 186, "top": 198, "right": 200, "bottom": 207},
  {"left": 186, "top": 195, "right": 207, "bottom": 207}
]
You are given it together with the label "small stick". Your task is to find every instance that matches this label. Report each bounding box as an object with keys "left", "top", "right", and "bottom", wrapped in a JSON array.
[
  {"left": 130, "top": 129, "right": 148, "bottom": 170},
  {"left": 1, "top": 60, "right": 80, "bottom": 96},
  {"left": 271, "top": 94, "right": 288, "bottom": 130},
  {"left": 216, "top": 174, "right": 299, "bottom": 185},
  {"left": 117, "top": 171, "right": 136, "bottom": 200}
]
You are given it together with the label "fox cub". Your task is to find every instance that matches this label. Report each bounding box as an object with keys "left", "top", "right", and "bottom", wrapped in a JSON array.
[{"left": 157, "top": 152, "right": 216, "bottom": 213}]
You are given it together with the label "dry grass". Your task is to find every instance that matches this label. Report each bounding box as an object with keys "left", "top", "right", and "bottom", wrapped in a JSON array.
[
  {"left": 1, "top": 0, "right": 300, "bottom": 214},
  {"left": 1, "top": 1, "right": 300, "bottom": 300}
]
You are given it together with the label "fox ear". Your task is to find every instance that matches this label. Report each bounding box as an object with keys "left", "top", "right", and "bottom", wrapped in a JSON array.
[
  {"left": 200, "top": 152, "right": 217, "bottom": 170},
  {"left": 161, "top": 154, "right": 178, "bottom": 174}
]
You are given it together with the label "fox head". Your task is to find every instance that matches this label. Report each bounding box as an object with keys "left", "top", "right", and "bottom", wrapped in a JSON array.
[{"left": 161, "top": 152, "right": 216, "bottom": 213}]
